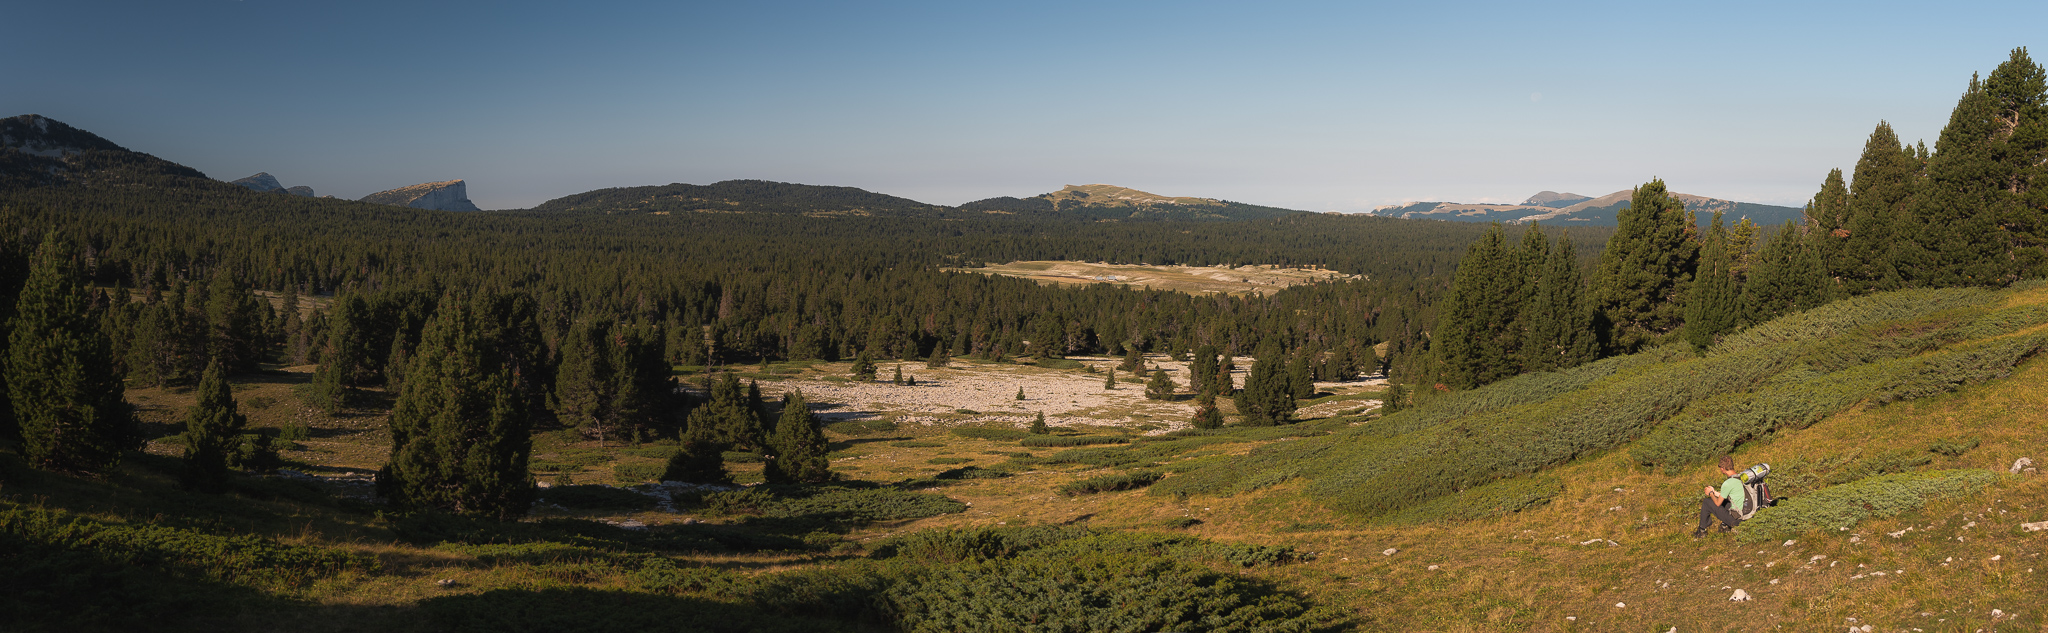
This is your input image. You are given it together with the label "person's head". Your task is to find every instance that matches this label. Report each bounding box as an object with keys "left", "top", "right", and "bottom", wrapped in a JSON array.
[{"left": 1718, "top": 455, "right": 1736, "bottom": 475}]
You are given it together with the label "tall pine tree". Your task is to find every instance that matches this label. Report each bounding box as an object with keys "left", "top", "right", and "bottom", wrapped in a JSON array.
[
  {"left": 1521, "top": 231, "right": 1598, "bottom": 372},
  {"left": 1592, "top": 180, "right": 1698, "bottom": 353},
  {"left": 180, "top": 360, "right": 246, "bottom": 491},
  {"left": 763, "top": 389, "right": 830, "bottom": 484},
  {"left": 1234, "top": 341, "right": 1295, "bottom": 426},
  {"left": 1684, "top": 212, "right": 1741, "bottom": 353},
  {"left": 6, "top": 234, "right": 134, "bottom": 474},
  {"left": 381, "top": 294, "right": 537, "bottom": 520}
]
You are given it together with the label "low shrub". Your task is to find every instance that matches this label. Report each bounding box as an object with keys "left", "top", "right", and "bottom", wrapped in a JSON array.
[
  {"left": 631, "top": 557, "right": 744, "bottom": 595},
  {"left": 950, "top": 427, "right": 1030, "bottom": 441},
  {"left": 614, "top": 463, "right": 664, "bottom": 483},
  {"left": 1375, "top": 475, "right": 1564, "bottom": 524},
  {"left": 0, "top": 503, "right": 379, "bottom": 588},
  {"left": 926, "top": 457, "right": 971, "bottom": 465},
  {"left": 1031, "top": 358, "right": 1084, "bottom": 370},
  {"left": 1736, "top": 469, "right": 1998, "bottom": 542},
  {"left": 1041, "top": 446, "right": 1145, "bottom": 468},
  {"left": 1057, "top": 470, "right": 1164, "bottom": 496},
  {"left": 540, "top": 485, "right": 658, "bottom": 512},
  {"left": 1928, "top": 436, "right": 1981, "bottom": 457},
  {"left": 889, "top": 441, "right": 944, "bottom": 448},
  {"left": 934, "top": 466, "right": 1010, "bottom": 480},
  {"left": 1019, "top": 435, "right": 1128, "bottom": 448},
  {"left": 722, "top": 451, "right": 764, "bottom": 464}
]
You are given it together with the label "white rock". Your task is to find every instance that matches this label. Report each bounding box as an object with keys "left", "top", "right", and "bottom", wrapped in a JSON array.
[
  {"left": 1784, "top": 539, "right": 1798, "bottom": 546},
  {"left": 1811, "top": 555, "right": 1827, "bottom": 561},
  {"left": 1991, "top": 555, "right": 2002, "bottom": 561},
  {"left": 1992, "top": 609, "right": 2005, "bottom": 618},
  {"left": 1615, "top": 602, "right": 1626, "bottom": 608},
  {"left": 1383, "top": 548, "right": 1398, "bottom": 556},
  {"left": 2011, "top": 457, "right": 2033, "bottom": 474},
  {"left": 1427, "top": 565, "right": 1439, "bottom": 571},
  {"left": 1730, "top": 588, "right": 1751, "bottom": 601},
  {"left": 2023, "top": 521, "right": 2048, "bottom": 532},
  {"left": 1770, "top": 579, "right": 1780, "bottom": 585},
  {"left": 1566, "top": 617, "right": 1576, "bottom": 621}
]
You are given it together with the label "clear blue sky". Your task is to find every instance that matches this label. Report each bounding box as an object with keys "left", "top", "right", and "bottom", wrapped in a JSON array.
[{"left": 7, "top": 0, "right": 2044, "bottom": 211}]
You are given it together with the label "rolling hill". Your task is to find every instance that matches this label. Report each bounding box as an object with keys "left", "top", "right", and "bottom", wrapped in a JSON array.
[
  {"left": 960, "top": 184, "right": 1307, "bottom": 221},
  {"left": 529, "top": 179, "right": 952, "bottom": 216}
]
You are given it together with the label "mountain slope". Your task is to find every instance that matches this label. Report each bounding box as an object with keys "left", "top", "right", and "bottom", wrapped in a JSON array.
[
  {"left": 961, "top": 184, "right": 1306, "bottom": 221},
  {"left": 0, "top": 114, "right": 213, "bottom": 189},
  {"left": 1374, "top": 189, "right": 1805, "bottom": 227},
  {"left": 531, "top": 179, "right": 949, "bottom": 216}
]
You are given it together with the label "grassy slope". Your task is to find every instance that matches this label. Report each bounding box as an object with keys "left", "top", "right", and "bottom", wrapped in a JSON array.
[{"left": 5, "top": 290, "right": 2047, "bottom": 631}]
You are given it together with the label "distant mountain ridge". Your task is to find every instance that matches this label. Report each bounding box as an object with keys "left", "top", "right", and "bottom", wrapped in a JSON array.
[
  {"left": 960, "top": 184, "right": 1304, "bottom": 221},
  {"left": 361, "top": 179, "right": 480, "bottom": 212},
  {"left": 532, "top": 179, "right": 949, "bottom": 216},
  {"left": 1373, "top": 189, "right": 1804, "bottom": 227},
  {"left": 230, "top": 172, "right": 316, "bottom": 197},
  {"left": 0, "top": 114, "right": 211, "bottom": 189}
]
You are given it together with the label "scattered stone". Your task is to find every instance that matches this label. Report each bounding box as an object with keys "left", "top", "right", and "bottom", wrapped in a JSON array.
[
  {"left": 1850, "top": 535, "right": 1862, "bottom": 544},
  {"left": 1991, "top": 609, "right": 2005, "bottom": 619},
  {"left": 1784, "top": 539, "right": 1798, "bottom": 547},
  {"left": 1607, "top": 505, "right": 1623, "bottom": 512},
  {"left": 1579, "top": 539, "right": 1603, "bottom": 546},
  {"left": 1990, "top": 555, "right": 2002, "bottom": 561},
  {"left": 1383, "top": 548, "right": 1398, "bottom": 556},
  {"left": 1427, "top": 565, "right": 1439, "bottom": 571},
  {"left": 2021, "top": 521, "right": 2048, "bottom": 532},
  {"left": 1889, "top": 527, "right": 1913, "bottom": 538},
  {"left": 2011, "top": 457, "right": 2033, "bottom": 474},
  {"left": 1614, "top": 602, "right": 1626, "bottom": 608},
  {"left": 1770, "top": 579, "right": 1780, "bottom": 585},
  {"left": 1811, "top": 555, "right": 1827, "bottom": 561},
  {"left": 1730, "top": 588, "right": 1751, "bottom": 601},
  {"left": 436, "top": 579, "right": 457, "bottom": 588}
]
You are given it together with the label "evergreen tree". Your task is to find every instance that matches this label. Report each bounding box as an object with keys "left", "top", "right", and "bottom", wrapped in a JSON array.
[
  {"left": 180, "top": 360, "right": 246, "bottom": 491},
  {"left": 280, "top": 286, "right": 306, "bottom": 364},
  {"left": 1521, "top": 232, "right": 1597, "bottom": 372},
  {"left": 1118, "top": 346, "right": 1143, "bottom": 372},
  {"left": 925, "top": 347, "right": 950, "bottom": 369},
  {"left": 1234, "top": 342, "right": 1295, "bottom": 426},
  {"left": 1432, "top": 224, "right": 1520, "bottom": 389},
  {"left": 688, "top": 373, "right": 765, "bottom": 450},
  {"left": 891, "top": 364, "right": 904, "bottom": 385},
  {"left": 1016, "top": 386, "right": 1026, "bottom": 400},
  {"left": 1145, "top": 368, "right": 1176, "bottom": 400},
  {"left": 6, "top": 234, "right": 135, "bottom": 474},
  {"left": 763, "top": 390, "right": 830, "bottom": 484},
  {"left": 1213, "top": 356, "right": 1235, "bottom": 395},
  {"left": 1840, "top": 122, "right": 1920, "bottom": 292},
  {"left": 381, "top": 295, "right": 537, "bottom": 520},
  {"left": 1189, "top": 344, "right": 1218, "bottom": 394},
  {"left": 1190, "top": 391, "right": 1224, "bottom": 430},
  {"left": 203, "top": 270, "right": 264, "bottom": 373},
  {"left": 553, "top": 319, "right": 611, "bottom": 439},
  {"left": 1684, "top": 213, "right": 1741, "bottom": 353},
  {"left": 1806, "top": 168, "right": 1853, "bottom": 284},
  {"left": 1382, "top": 383, "right": 1407, "bottom": 415},
  {"left": 1743, "top": 223, "right": 1832, "bottom": 323},
  {"left": 663, "top": 416, "right": 729, "bottom": 485},
  {"left": 1592, "top": 180, "right": 1699, "bottom": 353},
  {"left": 1915, "top": 72, "right": 2014, "bottom": 286},
  {"left": 309, "top": 293, "right": 372, "bottom": 413},
  {"left": 1287, "top": 350, "right": 1315, "bottom": 399},
  {"left": 1103, "top": 367, "right": 1117, "bottom": 390},
  {"left": 849, "top": 350, "right": 877, "bottom": 381},
  {"left": 1030, "top": 411, "right": 1049, "bottom": 435},
  {"left": 125, "top": 301, "right": 183, "bottom": 388}
]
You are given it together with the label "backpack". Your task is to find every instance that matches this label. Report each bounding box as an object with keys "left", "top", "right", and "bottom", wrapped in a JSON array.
[{"left": 1736, "top": 463, "right": 1774, "bottom": 520}]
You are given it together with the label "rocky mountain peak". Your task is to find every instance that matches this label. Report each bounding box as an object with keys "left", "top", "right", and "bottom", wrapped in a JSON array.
[
  {"left": 229, "top": 172, "right": 316, "bottom": 197},
  {"left": 1, "top": 114, "right": 125, "bottom": 158},
  {"left": 359, "top": 179, "right": 481, "bottom": 212}
]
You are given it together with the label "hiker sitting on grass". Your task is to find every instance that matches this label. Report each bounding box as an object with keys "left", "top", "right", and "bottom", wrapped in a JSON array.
[{"left": 1693, "top": 455, "right": 1746, "bottom": 538}]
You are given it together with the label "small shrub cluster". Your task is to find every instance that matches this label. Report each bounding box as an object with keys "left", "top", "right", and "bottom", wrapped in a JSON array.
[
  {"left": 0, "top": 503, "right": 379, "bottom": 588},
  {"left": 613, "top": 463, "right": 663, "bottom": 483},
  {"left": 1736, "top": 469, "right": 1998, "bottom": 542},
  {"left": 1019, "top": 435, "right": 1129, "bottom": 448},
  {"left": 1057, "top": 470, "right": 1164, "bottom": 496},
  {"left": 889, "top": 441, "right": 943, "bottom": 448},
  {"left": 934, "top": 466, "right": 1010, "bottom": 480},
  {"left": 698, "top": 485, "right": 967, "bottom": 531},
  {"left": 949, "top": 427, "right": 1030, "bottom": 441},
  {"left": 1928, "top": 436, "right": 1980, "bottom": 457},
  {"left": 925, "top": 457, "right": 971, "bottom": 465}
]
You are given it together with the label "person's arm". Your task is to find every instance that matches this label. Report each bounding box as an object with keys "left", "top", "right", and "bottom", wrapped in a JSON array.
[{"left": 1704, "top": 485, "right": 1724, "bottom": 503}]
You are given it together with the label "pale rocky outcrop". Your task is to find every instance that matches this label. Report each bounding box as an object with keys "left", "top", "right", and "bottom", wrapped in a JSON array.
[{"left": 360, "top": 179, "right": 481, "bottom": 211}]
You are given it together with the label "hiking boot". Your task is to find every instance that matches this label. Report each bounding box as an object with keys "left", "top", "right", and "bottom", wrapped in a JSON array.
[
  {"left": 1691, "top": 529, "right": 1707, "bottom": 539},
  {"left": 1717, "top": 524, "right": 1734, "bottom": 533}
]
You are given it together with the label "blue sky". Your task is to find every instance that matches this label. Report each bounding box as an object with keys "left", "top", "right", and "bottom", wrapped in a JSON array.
[{"left": 7, "top": 1, "right": 2045, "bottom": 211}]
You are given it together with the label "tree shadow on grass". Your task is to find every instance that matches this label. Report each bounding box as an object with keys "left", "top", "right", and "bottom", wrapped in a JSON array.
[{"left": 415, "top": 587, "right": 872, "bottom": 633}]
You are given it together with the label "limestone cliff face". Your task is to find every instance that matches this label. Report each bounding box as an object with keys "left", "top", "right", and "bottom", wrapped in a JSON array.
[{"left": 359, "top": 179, "right": 481, "bottom": 211}]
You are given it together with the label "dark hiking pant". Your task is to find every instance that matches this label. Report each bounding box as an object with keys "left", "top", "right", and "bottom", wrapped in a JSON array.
[{"left": 1696, "top": 497, "right": 1740, "bottom": 533}]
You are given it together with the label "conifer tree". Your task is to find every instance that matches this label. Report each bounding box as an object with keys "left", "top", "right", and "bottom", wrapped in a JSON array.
[
  {"left": 1145, "top": 368, "right": 1176, "bottom": 400},
  {"left": 1286, "top": 348, "right": 1318, "bottom": 397},
  {"left": 6, "top": 234, "right": 135, "bottom": 474},
  {"left": 1839, "top": 122, "right": 1920, "bottom": 293},
  {"left": 1684, "top": 213, "right": 1741, "bottom": 353},
  {"left": 1118, "top": 346, "right": 1144, "bottom": 372},
  {"left": 849, "top": 350, "right": 877, "bottom": 381},
  {"left": 1521, "top": 232, "right": 1597, "bottom": 372},
  {"left": 925, "top": 347, "right": 949, "bottom": 369},
  {"left": 125, "top": 302, "right": 183, "bottom": 388},
  {"left": 1743, "top": 223, "right": 1830, "bottom": 322},
  {"left": 1382, "top": 383, "right": 1407, "bottom": 415},
  {"left": 381, "top": 295, "right": 536, "bottom": 520},
  {"left": 1213, "top": 356, "right": 1235, "bottom": 395},
  {"left": 1234, "top": 342, "right": 1295, "bottom": 426},
  {"left": 1189, "top": 344, "right": 1218, "bottom": 394},
  {"left": 1016, "top": 386, "right": 1026, "bottom": 400},
  {"left": 1806, "top": 168, "right": 1853, "bottom": 283},
  {"left": 180, "top": 360, "right": 246, "bottom": 491},
  {"left": 1433, "top": 224, "right": 1520, "bottom": 388},
  {"left": 553, "top": 319, "right": 611, "bottom": 439},
  {"left": 664, "top": 416, "right": 729, "bottom": 485},
  {"left": 1592, "top": 180, "right": 1699, "bottom": 353},
  {"left": 688, "top": 373, "right": 764, "bottom": 450},
  {"left": 1190, "top": 391, "right": 1224, "bottom": 430},
  {"left": 203, "top": 270, "right": 264, "bottom": 373},
  {"left": 309, "top": 293, "right": 372, "bottom": 413},
  {"left": 763, "top": 390, "right": 830, "bottom": 484},
  {"left": 892, "top": 364, "right": 904, "bottom": 385},
  {"left": 1103, "top": 367, "right": 1116, "bottom": 390},
  {"left": 1030, "top": 411, "right": 1049, "bottom": 434}
]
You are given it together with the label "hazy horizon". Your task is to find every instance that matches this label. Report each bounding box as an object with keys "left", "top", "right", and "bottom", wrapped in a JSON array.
[{"left": 7, "top": 1, "right": 2044, "bottom": 211}]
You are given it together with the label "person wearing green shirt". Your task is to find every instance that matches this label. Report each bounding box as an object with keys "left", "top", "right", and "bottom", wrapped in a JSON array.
[{"left": 1693, "top": 455, "right": 1747, "bottom": 538}]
